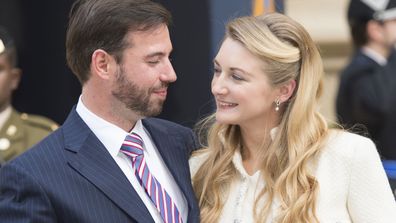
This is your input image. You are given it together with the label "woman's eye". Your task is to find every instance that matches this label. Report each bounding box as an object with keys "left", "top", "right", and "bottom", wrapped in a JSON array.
[{"left": 232, "top": 74, "right": 244, "bottom": 81}]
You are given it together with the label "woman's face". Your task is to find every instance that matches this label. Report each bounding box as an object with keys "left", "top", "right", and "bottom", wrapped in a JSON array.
[{"left": 211, "top": 37, "right": 279, "bottom": 127}]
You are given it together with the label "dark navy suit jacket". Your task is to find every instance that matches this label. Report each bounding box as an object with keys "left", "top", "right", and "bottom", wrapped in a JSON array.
[
  {"left": 337, "top": 50, "right": 396, "bottom": 159},
  {"left": 0, "top": 108, "right": 200, "bottom": 222}
]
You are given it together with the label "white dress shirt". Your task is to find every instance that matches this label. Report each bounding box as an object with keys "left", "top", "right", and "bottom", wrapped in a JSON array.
[
  {"left": 190, "top": 130, "right": 396, "bottom": 223},
  {"left": 76, "top": 97, "right": 187, "bottom": 223}
]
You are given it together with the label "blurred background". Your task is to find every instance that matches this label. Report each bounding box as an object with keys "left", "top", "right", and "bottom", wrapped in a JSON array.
[{"left": 0, "top": 0, "right": 350, "bottom": 128}]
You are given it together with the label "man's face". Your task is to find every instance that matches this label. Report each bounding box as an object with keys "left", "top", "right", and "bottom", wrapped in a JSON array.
[
  {"left": 0, "top": 54, "right": 19, "bottom": 112},
  {"left": 111, "top": 24, "right": 176, "bottom": 118},
  {"left": 382, "top": 19, "right": 396, "bottom": 48}
]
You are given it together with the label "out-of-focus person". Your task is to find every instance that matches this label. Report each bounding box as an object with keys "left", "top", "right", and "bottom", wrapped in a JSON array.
[
  {"left": 337, "top": 0, "right": 396, "bottom": 160},
  {"left": 0, "top": 26, "right": 58, "bottom": 164}
]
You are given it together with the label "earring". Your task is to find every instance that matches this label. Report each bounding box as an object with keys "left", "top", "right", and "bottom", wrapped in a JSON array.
[{"left": 275, "top": 99, "right": 281, "bottom": 111}]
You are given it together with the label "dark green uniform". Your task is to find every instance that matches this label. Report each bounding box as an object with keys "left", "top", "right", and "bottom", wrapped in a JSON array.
[{"left": 0, "top": 108, "right": 58, "bottom": 163}]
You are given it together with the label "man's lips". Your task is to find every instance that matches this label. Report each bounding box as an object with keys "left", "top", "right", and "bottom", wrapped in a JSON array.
[{"left": 152, "top": 88, "right": 168, "bottom": 97}]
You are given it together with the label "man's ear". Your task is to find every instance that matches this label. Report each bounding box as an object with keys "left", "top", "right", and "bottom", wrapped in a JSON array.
[
  {"left": 91, "top": 49, "right": 115, "bottom": 80},
  {"left": 277, "top": 79, "right": 296, "bottom": 103},
  {"left": 10, "top": 67, "right": 22, "bottom": 91}
]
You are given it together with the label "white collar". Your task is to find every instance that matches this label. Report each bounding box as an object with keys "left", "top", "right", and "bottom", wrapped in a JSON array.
[
  {"left": 362, "top": 47, "right": 387, "bottom": 66},
  {"left": 232, "top": 150, "right": 261, "bottom": 178},
  {"left": 76, "top": 96, "right": 141, "bottom": 158},
  {"left": 232, "top": 127, "right": 279, "bottom": 178},
  {"left": 270, "top": 127, "right": 278, "bottom": 141},
  {"left": 0, "top": 106, "right": 12, "bottom": 131}
]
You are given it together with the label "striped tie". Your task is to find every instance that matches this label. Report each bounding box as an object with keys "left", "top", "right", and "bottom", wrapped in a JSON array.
[{"left": 120, "top": 132, "right": 183, "bottom": 223}]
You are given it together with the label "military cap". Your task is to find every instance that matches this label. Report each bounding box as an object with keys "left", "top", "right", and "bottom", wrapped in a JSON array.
[
  {"left": 0, "top": 26, "right": 17, "bottom": 66},
  {"left": 348, "top": 0, "right": 396, "bottom": 21},
  {"left": 0, "top": 26, "right": 14, "bottom": 54}
]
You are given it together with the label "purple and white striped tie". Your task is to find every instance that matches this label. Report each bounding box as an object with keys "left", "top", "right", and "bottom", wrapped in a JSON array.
[{"left": 120, "top": 132, "right": 183, "bottom": 223}]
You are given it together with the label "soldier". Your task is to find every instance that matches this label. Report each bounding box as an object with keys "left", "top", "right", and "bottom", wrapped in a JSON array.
[
  {"left": 337, "top": 0, "right": 396, "bottom": 160},
  {"left": 0, "top": 26, "right": 58, "bottom": 163}
]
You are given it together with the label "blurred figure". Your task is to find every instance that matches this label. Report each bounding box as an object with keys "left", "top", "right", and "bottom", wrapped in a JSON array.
[
  {"left": 190, "top": 13, "right": 396, "bottom": 222},
  {"left": 337, "top": 0, "right": 396, "bottom": 160},
  {"left": 0, "top": 26, "right": 58, "bottom": 164}
]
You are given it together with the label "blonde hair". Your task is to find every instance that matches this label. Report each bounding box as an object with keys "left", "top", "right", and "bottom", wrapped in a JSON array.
[{"left": 193, "top": 13, "right": 328, "bottom": 223}]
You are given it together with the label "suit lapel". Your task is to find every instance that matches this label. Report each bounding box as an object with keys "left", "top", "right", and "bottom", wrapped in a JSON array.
[
  {"left": 62, "top": 109, "right": 154, "bottom": 223},
  {"left": 142, "top": 120, "right": 194, "bottom": 213}
]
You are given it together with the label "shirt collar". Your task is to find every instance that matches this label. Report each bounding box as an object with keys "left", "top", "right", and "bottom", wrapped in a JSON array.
[
  {"left": 0, "top": 106, "right": 12, "bottom": 131},
  {"left": 362, "top": 47, "right": 387, "bottom": 66},
  {"left": 232, "top": 127, "right": 278, "bottom": 178},
  {"left": 130, "top": 119, "right": 147, "bottom": 145},
  {"left": 270, "top": 127, "right": 278, "bottom": 141},
  {"left": 76, "top": 96, "right": 142, "bottom": 158}
]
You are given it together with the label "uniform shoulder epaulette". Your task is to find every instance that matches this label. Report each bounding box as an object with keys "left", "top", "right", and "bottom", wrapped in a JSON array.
[{"left": 20, "top": 113, "right": 59, "bottom": 132}]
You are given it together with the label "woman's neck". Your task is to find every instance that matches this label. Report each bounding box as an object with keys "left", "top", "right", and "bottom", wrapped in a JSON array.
[{"left": 240, "top": 124, "right": 274, "bottom": 175}]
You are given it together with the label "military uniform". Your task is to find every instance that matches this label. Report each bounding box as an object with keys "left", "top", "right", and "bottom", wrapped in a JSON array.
[
  {"left": 0, "top": 108, "right": 58, "bottom": 163},
  {"left": 337, "top": 49, "right": 396, "bottom": 160}
]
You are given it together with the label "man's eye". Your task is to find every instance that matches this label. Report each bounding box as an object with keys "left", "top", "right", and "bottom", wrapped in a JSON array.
[{"left": 147, "top": 60, "right": 160, "bottom": 64}]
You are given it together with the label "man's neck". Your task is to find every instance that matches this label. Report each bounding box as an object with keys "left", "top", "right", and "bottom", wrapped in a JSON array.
[{"left": 80, "top": 93, "right": 140, "bottom": 132}]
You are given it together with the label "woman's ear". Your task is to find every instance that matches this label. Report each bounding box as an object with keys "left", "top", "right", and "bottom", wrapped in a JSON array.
[
  {"left": 278, "top": 79, "right": 296, "bottom": 103},
  {"left": 91, "top": 49, "right": 114, "bottom": 80}
]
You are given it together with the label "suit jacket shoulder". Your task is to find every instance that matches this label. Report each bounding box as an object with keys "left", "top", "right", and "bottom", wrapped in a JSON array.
[
  {"left": 143, "top": 117, "right": 200, "bottom": 154},
  {"left": 143, "top": 117, "right": 193, "bottom": 135}
]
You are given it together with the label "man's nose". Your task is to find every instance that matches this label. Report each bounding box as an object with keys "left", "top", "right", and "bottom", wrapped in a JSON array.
[{"left": 160, "top": 59, "right": 177, "bottom": 83}]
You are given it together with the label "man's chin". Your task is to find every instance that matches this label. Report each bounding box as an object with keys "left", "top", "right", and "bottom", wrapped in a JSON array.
[{"left": 142, "top": 102, "right": 164, "bottom": 117}]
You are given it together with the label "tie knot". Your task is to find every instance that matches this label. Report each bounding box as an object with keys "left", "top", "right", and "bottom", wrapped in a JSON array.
[{"left": 120, "top": 132, "right": 144, "bottom": 158}]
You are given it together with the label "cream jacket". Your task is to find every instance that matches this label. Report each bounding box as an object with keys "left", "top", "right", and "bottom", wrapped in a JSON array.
[{"left": 189, "top": 130, "right": 396, "bottom": 223}]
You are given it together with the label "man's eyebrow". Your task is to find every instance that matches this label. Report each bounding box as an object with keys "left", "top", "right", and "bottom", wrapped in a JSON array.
[
  {"left": 145, "top": 50, "right": 172, "bottom": 58},
  {"left": 145, "top": 52, "right": 165, "bottom": 58}
]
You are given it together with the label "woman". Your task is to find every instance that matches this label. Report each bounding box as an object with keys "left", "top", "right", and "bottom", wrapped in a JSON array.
[{"left": 190, "top": 13, "right": 396, "bottom": 223}]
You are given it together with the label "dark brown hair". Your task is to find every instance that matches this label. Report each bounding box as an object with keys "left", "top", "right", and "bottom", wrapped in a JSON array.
[
  {"left": 348, "top": 18, "right": 370, "bottom": 49},
  {"left": 66, "top": 0, "right": 171, "bottom": 84}
]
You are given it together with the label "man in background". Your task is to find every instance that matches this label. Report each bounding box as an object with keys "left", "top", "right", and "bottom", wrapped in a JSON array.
[
  {"left": 0, "top": 26, "right": 58, "bottom": 164},
  {"left": 337, "top": 0, "right": 396, "bottom": 160}
]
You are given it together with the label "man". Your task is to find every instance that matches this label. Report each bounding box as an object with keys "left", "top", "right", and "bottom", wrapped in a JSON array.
[
  {"left": 337, "top": 0, "right": 396, "bottom": 160},
  {"left": 0, "top": 0, "right": 200, "bottom": 222},
  {"left": 0, "top": 27, "right": 58, "bottom": 164}
]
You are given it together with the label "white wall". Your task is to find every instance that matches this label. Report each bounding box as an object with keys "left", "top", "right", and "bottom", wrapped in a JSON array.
[{"left": 285, "top": 0, "right": 352, "bottom": 122}]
